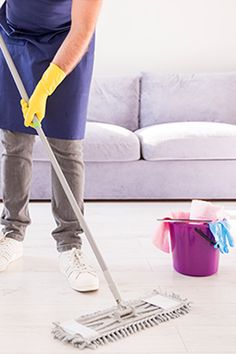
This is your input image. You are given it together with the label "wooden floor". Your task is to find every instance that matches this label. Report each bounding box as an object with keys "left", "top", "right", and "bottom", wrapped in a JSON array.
[{"left": 0, "top": 201, "right": 236, "bottom": 354}]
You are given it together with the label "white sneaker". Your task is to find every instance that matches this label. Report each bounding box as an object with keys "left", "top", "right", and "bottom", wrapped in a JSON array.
[
  {"left": 0, "top": 233, "right": 23, "bottom": 272},
  {"left": 59, "top": 248, "right": 99, "bottom": 292}
]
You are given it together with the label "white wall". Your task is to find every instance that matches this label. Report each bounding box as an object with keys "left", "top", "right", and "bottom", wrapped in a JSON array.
[
  {"left": 1, "top": 0, "right": 236, "bottom": 75},
  {"left": 95, "top": 0, "right": 236, "bottom": 75}
]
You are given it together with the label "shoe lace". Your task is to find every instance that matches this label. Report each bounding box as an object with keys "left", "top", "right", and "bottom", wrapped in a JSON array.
[
  {"left": 70, "top": 248, "right": 94, "bottom": 274},
  {"left": 0, "top": 234, "right": 15, "bottom": 259}
]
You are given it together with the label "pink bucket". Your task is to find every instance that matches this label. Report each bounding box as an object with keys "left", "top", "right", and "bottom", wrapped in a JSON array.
[{"left": 168, "top": 222, "right": 220, "bottom": 276}]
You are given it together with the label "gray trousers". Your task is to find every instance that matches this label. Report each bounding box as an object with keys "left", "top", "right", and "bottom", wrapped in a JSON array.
[{"left": 0, "top": 129, "right": 85, "bottom": 252}]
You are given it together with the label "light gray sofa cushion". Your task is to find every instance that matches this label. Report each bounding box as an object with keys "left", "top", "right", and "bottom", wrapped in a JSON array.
[
  {"left": 32, "top": 122, "right": 141, "bottom": 163},
  {"left": 135, "top": 121, "right": 236, "bottom": 160},
  {"left": 83, "top": 122, "right": 140, "bottom": 162},
  {"left": 140, "top": 72, "right": 236, "bottom": 128},
  {"left": 87, "top": 75, "right": 140, "bottom": 131}
]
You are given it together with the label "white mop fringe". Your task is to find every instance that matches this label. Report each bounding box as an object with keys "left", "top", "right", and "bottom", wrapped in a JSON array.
[{"left": 52, "top": 290, "right": 191, "bottom": 350}]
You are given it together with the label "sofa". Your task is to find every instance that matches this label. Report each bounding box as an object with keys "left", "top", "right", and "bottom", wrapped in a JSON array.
[{"left": 1, "top": 71, "right": 236, "bottom": 200}]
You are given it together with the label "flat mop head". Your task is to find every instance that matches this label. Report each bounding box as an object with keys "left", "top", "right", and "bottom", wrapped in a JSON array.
[{"left": 52, "top": 289, "right": 191, "bottom": 350}]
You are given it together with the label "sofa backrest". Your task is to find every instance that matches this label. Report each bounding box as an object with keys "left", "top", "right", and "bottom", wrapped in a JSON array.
[
  {"left": 87, "top": 75, "right": 140, "bottom": 131},
  {"left": 140, "top": 72, "right": 236, "bottom": 128}
]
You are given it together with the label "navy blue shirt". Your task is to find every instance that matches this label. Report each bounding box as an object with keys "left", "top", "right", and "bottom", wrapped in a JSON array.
[
  {"left": 6, "top": 0, "right": 72, "bottom": 34},
  {"left": 0, "top": 0, "right": 96, "bottom": 140}
]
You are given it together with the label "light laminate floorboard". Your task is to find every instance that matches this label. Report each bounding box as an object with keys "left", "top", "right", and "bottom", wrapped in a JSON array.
[{"left": 0, "top": 201, "right": 236, "bottom": 354}]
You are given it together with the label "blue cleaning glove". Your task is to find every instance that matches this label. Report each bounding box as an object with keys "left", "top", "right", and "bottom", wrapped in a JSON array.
[{"left": 208, "top": 219, "right": 234, "bottom": 254}]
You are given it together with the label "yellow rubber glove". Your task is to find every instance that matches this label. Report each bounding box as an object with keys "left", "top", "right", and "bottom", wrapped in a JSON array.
[{"left": 20, "top": 63, "right": 66, "bottom": 128}]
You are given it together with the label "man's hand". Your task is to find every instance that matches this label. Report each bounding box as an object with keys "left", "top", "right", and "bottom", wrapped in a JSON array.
[
  {"left": 21, "top": 91, "right": 48, "bottom": 128},
  {"left": 20, "top": 63, "right": 66, "bottom": 128},
  {"left": 53, "top": 0, "right": 103, "bottom": 75},
  {"left": 21, "top": 0, "right": 102, "bottom": 128}
]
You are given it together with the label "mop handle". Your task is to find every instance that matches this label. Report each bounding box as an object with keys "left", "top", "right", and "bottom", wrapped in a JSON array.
[{"left": 0, "top": 34, "right": 124, "bottom": 307}]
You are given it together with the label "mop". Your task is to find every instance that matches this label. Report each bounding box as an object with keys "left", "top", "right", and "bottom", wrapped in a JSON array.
[{"left": 0, "top": 33, "right": 191, "bottom": 350}]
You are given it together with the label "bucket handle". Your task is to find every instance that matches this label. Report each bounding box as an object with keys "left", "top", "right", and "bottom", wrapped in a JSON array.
[{"left": 194, "top": 227, "right": 219, "bottom": 248}]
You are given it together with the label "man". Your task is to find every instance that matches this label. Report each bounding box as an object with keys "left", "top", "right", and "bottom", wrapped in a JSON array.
[{"left": 0, "top": 0, "right": 103, "bottom": 292}]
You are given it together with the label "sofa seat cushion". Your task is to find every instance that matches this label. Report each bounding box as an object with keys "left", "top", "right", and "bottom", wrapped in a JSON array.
[
  {"left": 135, "top": 121, "right": 236, "bottom": 160},
  {"left": 83, "top": 122, "right": 140, "bottom": 162},
  {"left": 32, "top": 122, "right": 140, "bottom": 163}
]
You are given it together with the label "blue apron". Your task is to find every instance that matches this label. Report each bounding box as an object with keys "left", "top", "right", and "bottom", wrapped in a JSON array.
[{"left": 0, "top": 0, "right": 95, "bottom": 139}]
